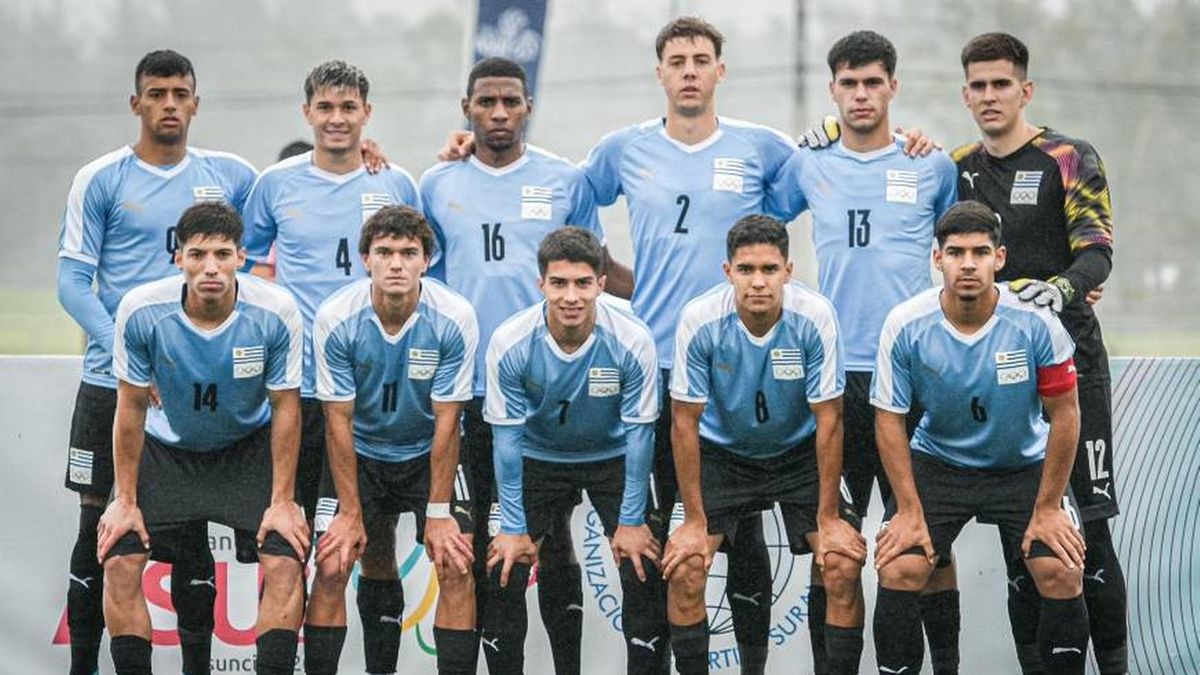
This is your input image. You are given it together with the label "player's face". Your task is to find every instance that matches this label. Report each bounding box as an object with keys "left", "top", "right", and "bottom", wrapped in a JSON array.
[
  {"left": 724, "top": 244, "right": 793, "bottom": 317},
  {"left": 176, "top": 235, "right": 245, "bottom": 302},
  {"left": 363, "top": 234, "right": 428, "bottom": 298},
  {"left": 538, "top": 260, "right": 606, "bottom": 331},
  {"left": 656, "top": 36, "right": 725, "bottom": 118},
  {"left": 829, "top": 60, "right": 896, "bottom": 135},
  {"left": 304, "top": 86, "right": 372, "bottom": 154},
  {"left": 464, "top": 77, "right": 530, "bottom": 154},
  {"left": 935, "top": 231, "right": 1007, "bottom": 301},
  {"left": 130, "top": 74, "right": 198, "bottom": 145},
  {"left": 962, "top": 59, "right": 1033, "bottom": 138}
]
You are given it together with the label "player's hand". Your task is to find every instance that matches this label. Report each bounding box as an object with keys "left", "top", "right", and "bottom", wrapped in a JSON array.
[
  {"left": 96, "top": 499, "right": 149, "bottom": 563},
  {"left": 1023, "top": 504, "right": 1086, "bottom": 569},
  {"left": 874, "top": 509, "right": 935, "bottom": 570},
  {"left": 361, "top": 138, "right": 390, "bottom": 174},
  {"left": 148, "top": 383, "right": 162, "bottom": 410},
  {"left": 486, "top": 532, "right": 537, "bottom": 587},
  {"left": 424, "top": 515, "right": 474, "bottom": 576},
  {"left": 610, "top": 524, "right": 662, "bottom": 582},
  {"left": 437, "top": 130, "right": 475, "bottom": 162},
  {"left": 258, "top": 499, "right": 311, "bottom": 560},
  {"left": 315, "top": 510, "right": 367, "bottom": 575},
  {"left": 796, "top": 115, "right": 841, "bottom": 150},
  {"left": 1085, "top": 283, "right": 1104, "bottom": 307},
  {"left": 816, "top": 516, "right": 867, "bottom": 569},
  {"left": 1009, "top": 277, "right": 1076, "bottom": 313},
  {"left": 661, "top": 518, "right": 711, "bottom": 581},
  {"left": 893, "top": 126, "right": 942, "bottom": 157}
]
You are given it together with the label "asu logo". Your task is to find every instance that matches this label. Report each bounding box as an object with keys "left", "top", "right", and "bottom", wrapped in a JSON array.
[
  {"left": 995, "top": 349, "right": 1029, "bottom": 385},
  {"left": 408, "top": 348, "right": 439, "bottom": 381},
  {"left": 232, "top": 346, "right": 264, "bottom": 379},
  {"left": 712, "top": 158, "right": 745, "bottom": 194},
  {"left": 588, "top": 367, "right": 620, "bottom": 397},
  {"left": 770, "top": 348, "right": 804, "bottom": 380}
]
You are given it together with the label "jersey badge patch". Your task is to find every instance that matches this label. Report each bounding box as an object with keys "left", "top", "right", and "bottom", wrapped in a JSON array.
[
  {"left": 995, "top": 349, "right": 1030, "bottom": 385},
  {"left": 232, "top": 345, "right": 265, "bottom": 379},
  {"left": 314, "top": 497, "right": 338, "bottom": 533},
  {"left": 193, "top": 186, "right": 226, "bottom": 203},
  {"left": 588, "top": 367, "right": 620, "bottom": 397},
  {"left": 886, "top": 170, "right": 919, "bottom": 204},
  {"left": 770, "top": 348, "right": 804, "bottom": 380},
  {"left": 68, "top": 448, "right": 94, "bottom": 485},
  {"left": 361, "top": 193, "right": 392, "bottom": 223},
  {"left": 521, "top": 186, "right": 553, "bottom": 220},
  {"left": 1010, "top": 171, "right": 1042, "bottom": 205},
  {"left": 408, "top": 348, "right": 439, "bottom": 380},
  {"left": 712, "top": 158, "right": 745, "bottom": 193}
]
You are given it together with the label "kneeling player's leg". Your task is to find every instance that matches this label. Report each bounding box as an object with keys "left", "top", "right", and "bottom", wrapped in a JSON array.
[
  {"left": 537, "top": 507, "right": 584, "bottom": 675},
  {"left": 666, "top": 533, "right": 722, "bottom": 675},
  {"left": 357, "top": 514, "right": 405, "bottom": 675},
  {"left": 725, "top": 516, "right": 770, "bottom": 675},
  {"left": 69, "top": 495, "right": 107, "bottom": 675},
  {"left": 167, "top": 521, "right": 217, "bottom": 675},
  {"left": 921, "top": 556, "right": 961, "bottom": 675},
  {"left": 254, "top": 546, "right": 305, "bottom": 675},
  {"left": 874, "top": 554, "right": 935, "bottom": 675},
  {"left": 1024, "top": 554, "right": 1088, "bottom": 675},
  {"left": 303, "top": 498, "right": 357, "bottom": 675},
  {"left": 103, "top": 544, "right": 152, "bottom": 675}
]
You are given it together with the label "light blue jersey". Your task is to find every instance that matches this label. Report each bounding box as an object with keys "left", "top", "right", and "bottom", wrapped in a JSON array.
[
  {"left": 778, "top": 138, "right": 957, "bottom": 371},
  {"left": 420, "top": 146, "right": 604, "bottom": 396},
  {"left": 112, "top": 274, "right": 302, "bottom": 451},
  {"left": 671, "top": 281, "right": 844, "bottom": 458},
  {"left": 313, "top": 278, "right": 478, "bottom": 463},
  {"left": 870, "top": 286, "right": 1075, "bottom": 469},
  {"left": 241, "top": 151, "right": 422, "bottom": 396},
  {"left": 57, "top": 146, "right": 258, "bottom": 388},
  {"left": 582, "top": 118, "right": 800, "bottom": 367},
  {"left": 485, "top": 298, "right": 658, "bottom": 533}
]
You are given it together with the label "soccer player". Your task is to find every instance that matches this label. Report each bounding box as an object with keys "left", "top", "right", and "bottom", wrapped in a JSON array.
[
  {"left": 663, "top": 215, "right": 865, "bottom": 675},
  {"left": 871, "top": 200, "right": 1090, "bottom": 675},
  {"left": 419, "top": 56, "right": 615, "bottom": 674},
  {"left": 482, "top": 227, "right": 665, "bottom": 675},
  {"left": 242, "top": 60, "right": 422, "bottom": 538},
  {"left": 55, "top": 49, "right": 258, "bottom": 675},
  {"left": 951, "top": 33, "right": 1124, "bottom": 674},
  {"left": 305, "top": 206, "right": 479, "bottom": 675},
  {"left": 95, "top": 202, "right": 307, "bottom": 675}
]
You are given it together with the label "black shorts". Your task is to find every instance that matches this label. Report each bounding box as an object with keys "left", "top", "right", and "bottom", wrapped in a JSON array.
[
  {"left": 884, "top": 452, "right": 1083, "bottom": 562},
  {"left": 700, "top": 440, "right": 860, "bottom": 555},
  {"left": 523, "top": 455, "right": 638, "bottom": 541},
  {"left": 650, "top": 369, "right": 677, "bottom": 540},
  {"left": 842, "top": 371, "right": 923, "bottom": 517},
  {"left": 297, "top": 397, "right": 327, "bottom": 518},
  {"left": 1070, "top": 379, "right": 1118, "bottom": 522},
  {"left": 64, "top": 381, "right": 116, "bottom": 496},
  {"left": 109, "top": 426, "right": 296, "bottom": 560}
]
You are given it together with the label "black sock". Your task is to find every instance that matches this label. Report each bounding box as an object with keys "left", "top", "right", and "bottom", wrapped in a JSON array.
[
  {"left": 873, "top": 587, "right": 924, "bottom": 674},
  {"left": 434, "top": 626, "right": 480, "bottom": 675},
  {"left": 69, "top": 505, "right": 105, "bottom": 675},
  {"left": 1004, "top": 547, "right": 1045, "bottom": 674},
  {"left": 669, "top": 619, "right": 709, "bottom": 675},
  {"left": 921, "top": 589, "right": 961, "bottom": 675},
  {"left": 110, "top": 634, "right": 152, "bottom": 675},
  {"left": 1081, "top": 520, "right": 1127, "bottom": 675},
  {"left": 727, "top": 521, "right": 770, "bottom": 675},
  {"left": 1038, "top": 595, "right": 1089, "bottom": 675},
  {"left": 303, "top": 624, "right": 347, "bottom": 675},
  {"left": 825, "top": 624, "right": 864, "bottom": 675},
  {"left": 255, "top": 628, "right": 298, "bottom": 675},
  {"left": 807, "top": 584, "right": 829, "bottom": 675},
  {"left": 481, "top": 563, "right": 531, "bottom": 675},
  {"left": 357, "top": 577, "right": 405, "bottom": 675},
  {"left": 617, "top": 557, "right": 669, "bottom": 675},
  {"left": 172, "top": 524, "right": 216, "bottom": 675},
  {"left": 536, "top": 563, "right": 583, "bottom": 675}
]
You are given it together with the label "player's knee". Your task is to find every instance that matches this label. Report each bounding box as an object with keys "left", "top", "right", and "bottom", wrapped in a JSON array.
[
  {"left": 313, "top": 557, "right": 352, "bottom": 592},
  {"left": 436, "top": 565, "right": 474, "bottom": 600},
  {"left": 819, "top": 553, "right": 862, "bottom": 603},
  {"left": 103, "top": 555, "right": 146, "bottom": 598},
  {"left": 260, "top": 553, "right": 304, "bottom": 592},
  {"left": 1028, "top": 558, "right": 1082, "bottom": 598},
  {"left": 877, "top": 555, "right": 932, "bottom": 592},
  {"left": 669, "top": 556, "right": 708, "bottom": 602}
]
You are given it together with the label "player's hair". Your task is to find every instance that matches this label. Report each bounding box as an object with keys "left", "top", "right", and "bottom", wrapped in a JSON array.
[
  {"left": 467, "top": 57, "right": 528, "bottom": 97},
  {"left": 826, "top": 30, "right": 897, "bottom": 77},
  {"left": 134, "top": 50, "right": 195, "bottom": 93},
  {"left": 174, "top": 202, "right": 243, "bottom": 248},
  {"left": 935, "top": 200, "right": 1002, "bottom": 247},
  {"left": 961, "top": 32, "right": 1030, "bottom": 78},
  {"left": 537, "top": 227, "right": 605, "bottom": 276},
  {"left": 655, "top": 16, "right": 724, "bottom": 60},
  {"left": 277, "top": 140, "right": 313, "bottom": 161},
  {"left": 304, "top": 60, "right": 369, "bottom": 103},
  {"left": 357, "top": 205, "right": 436, "bottom": 259},
  {"left": 727, "top": 215, "right": 789, "bottom": 260}
]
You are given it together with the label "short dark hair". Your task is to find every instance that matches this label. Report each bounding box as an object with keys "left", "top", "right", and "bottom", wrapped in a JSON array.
[
  {"left": 961, "top": 32, "right": 1030, "bottom": 78},
  {"left": 134, "top": 50, "right": 195, "bottom": 94},
  {"left": 537, "top": 227, "right": 605, "bottom": 277},
  {"left": 175, "top": 202, "right": 243, "bottom": 248},
  {"left": 827, "top": 30, "right": 897, "bottom": 77},
  {"left": 304, "top": 60, "right": 369, "bottom": 103},
  {"left": 467, "top": 57, "right": 528, "bottom": 98},
  {"left": 935, "top": 201, "right": 1002, "bottom": 247},
  {"left": 357, "top": 205, "right": 436, "bottom": 258},
  {"left": 277, "top": 140, "right": 313, "bottom": 161},
  {"left": 655, "top": 16, "right": 724, "bottom": 60},
  {"left": 726, "top": 215, "right": 789, "bottom": 260}
]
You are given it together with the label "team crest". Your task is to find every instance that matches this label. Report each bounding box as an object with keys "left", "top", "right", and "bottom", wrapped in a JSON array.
[
  {"left": 232, "top": 345, "right": 264, "bottom": 379},
  {"left": 995, "top": 349, "right": 1030, "bottom": 385},
  {"left": 361, "top": 193, "right": 392, "bottom": 223},
  {"left": 588, "top": 367, "right": 620, "bottom": 397},
  {"left": 521, "top": 186, "right": 553, "bottom": 220},
  {"left": 770, "top": 348, "right": 804, "bottom": 380},
  {"left": 314, "top": 497, "right": 338, "bottom": 533},
  {"left": 193, "top": 186, "right": 225, "bottom": 203},
  {"left": 408, "top": 348, "right": 439, "bottom": 380},
  {"left": 885, "top": 170, "right": 919, "bottom": 204},
  {"left": 1010, "top": 171, "right": 1042, "bottom": 205},
  {"left": 712, "top": 158, "right": 745, "bottom": 193}
]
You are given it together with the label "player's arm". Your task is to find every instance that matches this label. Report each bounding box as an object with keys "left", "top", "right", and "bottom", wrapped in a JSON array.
[
  {"left": 1024, "top": 381, "right": 1085, "bottom": 568},
  {"left": 488, "top": 423, "right": 538, "bottom": 586},
  {"left": 257, "top": 387, "right": 308, "bottom": 559},
  {"left": 57, "top": 259, "right": 116, "bottom": 352},
  {"left": 662, "top": 399, "right": 712, "bottom": 579},
  {"left": 812, "top": 397, "right": 866, "bottom": 566},
  {"left": 873, "top": 408, "right": 934, "bottom": 569},
  {"left": 425, "top": 400, "right": 474, "bottom": 575},
  {"left": 315, "top": 399, "right": 366, "bottom": 572},
  {"left": 603, "top": 248, "right": 634, "bottom": 300},
  {"left": 96, "top": 381, "right": 151, "bottom": 560},
  {"left": 610, "top": 421, "right": 660, "bottom": 580}
]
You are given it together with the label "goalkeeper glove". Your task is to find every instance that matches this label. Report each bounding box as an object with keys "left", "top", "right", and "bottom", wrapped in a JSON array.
[
  {"left": 1008, "top": 276, "right": 1076, "bottom": 313},
  {"left": 797, "top": 115, "right": 841, "bottom": 149}
]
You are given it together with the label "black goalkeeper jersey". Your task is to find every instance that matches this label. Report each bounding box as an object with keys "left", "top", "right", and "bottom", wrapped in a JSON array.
[{"left": 952, "top": 128, "right": 1114, "bottom": 380}]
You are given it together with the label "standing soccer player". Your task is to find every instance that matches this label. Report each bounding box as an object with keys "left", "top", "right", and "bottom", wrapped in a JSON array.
[
  {"left": 96, "top": 202, "right": 308, "bottom": 675},
  {"left": 482, "top": 227, "right": 665, "bottom": 675},
  {"left": 951, "top": 33, "right": 1125, "bottom": 674},
  {"left": 55, "top": 50, "right": 257, "bottom": 675},
  {"left": 663, "top": 215, "right": 865, "bottom": 675},
  {"left": 871, "top": 201, "right": 1090, "bottom": 675},
  {"left": 304, "top": 206, "right": 480, "bottom": 675}
]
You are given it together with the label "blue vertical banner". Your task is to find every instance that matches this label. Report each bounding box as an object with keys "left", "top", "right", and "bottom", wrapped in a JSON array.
[{"left": 472, "top": 0, "right": 549, "bottom": 101}]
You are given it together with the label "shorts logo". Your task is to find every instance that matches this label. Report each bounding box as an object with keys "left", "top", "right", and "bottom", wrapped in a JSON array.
[
  {"left": 192, "top": 186, "right": 225, "bottom": 203},
  {"left": 712, "top": 158, "right": 745, "bottom": 193},
  {"left": 588, "top": 367, "right": 620, "bottom": 397},
  {"left": 68, "top": 448, "right": 94, "bottom": 485},
  {"left": 408, "top": 348, "right": 439, "bottom": 380},
  {"left": 314, "top": 497, "right": 338, "bottom": 533},
  {"left": 1010, "top": 171, "right": 1042, "bottom": 205},
  {"left": 232, "top": 346, "right": 265, "bottom": 379},
  {"left": 361, "top": 193, "right": 392, "bottom": 223},
  {"left": 770, "top": 348, "right": 804, "bottom": 380},
  {"left": 995, "top": 349, "right": 1029, "bottom": 385},
  {"left": 885, "top": 169, "right": 919, "bottom": 204},
  {"left": 521, "top": 186, "right": 553, "bottom": 220}
]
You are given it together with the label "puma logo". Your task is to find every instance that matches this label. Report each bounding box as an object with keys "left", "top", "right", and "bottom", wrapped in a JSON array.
[
  {"left": 730, "top": 592, "right": 762, "bottom": 606},
  {"left": 961, "top": 171, "right": 979, "bottom": 190},
  {"left": 481, "top": 637, "right": 500, "bottom": 652},
  {"left": 879, "top": 666, "right": 910, "bottom": 674},
  {"left": 1093, "top": 482, "right": 1112, "bottom": 499},
  {"left": 379, "top": 614, "right": 403, "bottom": 625},
  {"left": 630, "top": 637, "right": 660, "bottom": 652},
  {"left": 68, "top": 574, "right": 93, "bottom": 589},
  {"left": 189, "top": 577, "right": 216, "bottom": 589},
  {"left": 1051, "top": 647, "right": 1082, "bottom": 655},
  {"left": 1007, "top": 574, "right": 1026, "bottom": 592},
  {"left": 565, "top": 603, "right": 584, "bottom": 612},
  {"left": 1084, "top": 568, "right": 1106, "bottom": 585}
]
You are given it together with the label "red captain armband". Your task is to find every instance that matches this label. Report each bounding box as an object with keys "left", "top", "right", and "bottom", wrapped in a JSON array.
[{"left": 1037, "top": 358, "right": 1077, "bottom": 397}]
